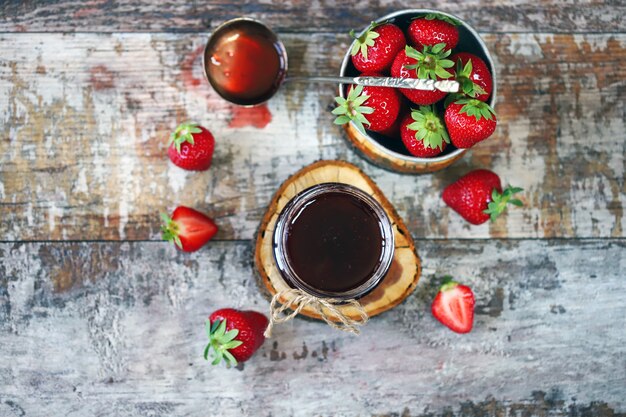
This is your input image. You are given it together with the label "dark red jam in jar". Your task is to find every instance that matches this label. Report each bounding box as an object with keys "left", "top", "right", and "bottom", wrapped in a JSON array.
[
  {"left": 273, "top": 183, "right": 395, "bottom": 299},
  {"left": 204, "top": 18, "right": 287, "bottom": 106}
]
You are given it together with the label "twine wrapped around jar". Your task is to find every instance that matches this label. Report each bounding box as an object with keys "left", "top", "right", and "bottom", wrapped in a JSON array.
[{"left": 264, "top": 288, "right": 369, "bottom": 338}]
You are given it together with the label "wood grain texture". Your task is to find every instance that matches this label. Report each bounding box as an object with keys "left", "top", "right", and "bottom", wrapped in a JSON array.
[
  {"left": 1, "top": 1, "right": 625, "bottom": 34},
  {"left": 0, "top": 239, "right": 624, "bottom": 416},
  {"left": 255, "top": 160, "right": 420, "bottom": 321},
  {"left": 1, "top": 33, "right": 624, "bottom": 241}
]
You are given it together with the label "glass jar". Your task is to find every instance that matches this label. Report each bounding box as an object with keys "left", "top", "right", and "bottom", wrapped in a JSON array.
[{"left": 273, "top": 183, "right": 395, "bottom": 300}]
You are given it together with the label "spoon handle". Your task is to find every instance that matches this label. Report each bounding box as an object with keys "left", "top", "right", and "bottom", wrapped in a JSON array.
[{"left": 285, "top": 76, "right": 459, "bottom": 93}]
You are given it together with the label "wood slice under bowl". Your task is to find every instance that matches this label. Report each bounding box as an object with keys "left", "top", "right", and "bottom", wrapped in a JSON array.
[{"left": 254, "top": 160, "right": 421, "bottom": 322}]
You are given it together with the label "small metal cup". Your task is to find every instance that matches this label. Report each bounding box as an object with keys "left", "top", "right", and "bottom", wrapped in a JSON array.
[{"left": 202, "top": 17, "right": 288, "bottom": 106}]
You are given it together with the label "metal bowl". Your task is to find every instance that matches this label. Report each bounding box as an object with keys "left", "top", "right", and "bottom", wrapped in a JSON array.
[{"left": 338, "top": 9, "right": 497, "bottom": 174}]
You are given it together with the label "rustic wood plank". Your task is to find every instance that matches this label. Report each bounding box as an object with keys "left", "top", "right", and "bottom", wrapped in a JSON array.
[
  {"left": 0, "top": 240, "right": 624, "bottom": 416},
  {"left": 0, "top": 33, "right": 624, "bottom": 240},
  {"left": 1, "top": 1, "right": 624, "bottom": 34}
]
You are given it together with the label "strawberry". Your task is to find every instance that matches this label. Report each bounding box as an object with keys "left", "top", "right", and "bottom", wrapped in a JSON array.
[
  {"left": 350, "top": 22, "right": 406, "bottom": 73},
  {"left": 167, "top": 122, "right": 215, "bottom": 171},
  {"left": 444, "top": 98, "right": 497, "bottom": 148},
  {"left": 407, "top": 14, "right": 460, "bottom": 51},
  {"left": 400, "top": 106, "right": 449, "bottom": 157},
  {"left": 431, "top": 278, "right": 475, "bottom": 334},
  {"left": 452, "top": 52, "right": 492, "bottom": 101},
  {"left": 204, "top": 308, "right": 268, "bottom": 365},
  {"left": 391, "top": 44, "right": 455, "bottom": 105},
  {"left": 161, "top": 206, "right": 218, "bottom": 252},
  {"left": 332, "top": 76, "right": 402, "bottom": 133},
  {"left": 442, "top": 169, "right": 523, "bottom": 225}
]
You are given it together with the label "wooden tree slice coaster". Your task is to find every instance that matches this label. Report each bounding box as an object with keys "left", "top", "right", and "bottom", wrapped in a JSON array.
[{"left": 254, "top": 160, "right": 421, "bottom": 322}]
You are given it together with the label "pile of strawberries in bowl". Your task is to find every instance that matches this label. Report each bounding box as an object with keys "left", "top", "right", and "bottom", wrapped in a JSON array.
[{"left": 336, "top": 9, "right": 497, "bottom": 166}]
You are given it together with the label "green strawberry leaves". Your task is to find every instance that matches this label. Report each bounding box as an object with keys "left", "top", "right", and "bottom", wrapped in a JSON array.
[
  {"left": 160, "top": 212, "right": 183, "bottom": 250},
  {"left": 349, "top": 21, "right": 381, "bottom": 60},
  {"left": 456, "top": 59, "right": 487, "bottom": 98},
  {"left": 455, "top": 98, "right": 496, "bottom": 121},
  {"left": 484, "top": 186, "right": 524, "bottom": 222},
  {"left": 169, "top": 122, "right": 202, "bottom": 153},
  {"left": 204, "top": 319, "right": 243, "bottom": 366},
  {"left": 404, "top": 44, "right": 455, "bottom": 80},
  {"left": 407, "top": 106, "right": 450, "bottom": 151},
  {"left": 424, "top": 13, "right": 460, "bottom": 26},
  {"left": 332, "top": 85, "right": 373, "bottom": 134}
]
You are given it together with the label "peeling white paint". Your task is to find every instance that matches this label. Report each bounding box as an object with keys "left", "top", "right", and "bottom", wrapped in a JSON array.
[
  {"left": 166, "top": 163, "right": 189, "bottom": 193},
  {"left": 74, "top": 168, "right": 89, "bottom": 194},
  {"left": 47, "top": 201, "right": 63, "bottom": 232},
  {"left": 573, "top": 34, "right": 610, "bottom": 52}
]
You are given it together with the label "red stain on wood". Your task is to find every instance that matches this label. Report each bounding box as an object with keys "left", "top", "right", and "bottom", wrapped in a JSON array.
[
  {"left": 74, "top": 8, "right": 99, "bottom": 18},
  {"left": 228, "top": 104, "right": 272, "bottom": 129},
  {"left": 89, "top": 65, "right": 115, "bottom": 90},
  {"left": 181, "top": 45, "right": 205, "bottom": 88}
]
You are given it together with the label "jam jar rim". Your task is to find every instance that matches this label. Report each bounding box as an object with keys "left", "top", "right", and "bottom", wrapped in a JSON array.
[{"left": 272, "top": 182, "right": 395, "bottom": 300}]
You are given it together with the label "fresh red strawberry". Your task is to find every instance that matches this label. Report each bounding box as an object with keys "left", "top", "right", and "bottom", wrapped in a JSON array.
[
  {"left": 452, "top": 52, "right": 492, "bottom": 101},
  {"left": 400, "top": 106, "right": 449, "bottom": 157},
  {"left": 444, "top": 98, "right": 497, "bottom": 148},
  {"left": 350, "top": 22, "right": 406, "bottom": 73},
  {"left": 442, "top": 169, "right": 523, "bottom": 225},
  {"left": 332, "top": 75, "right": 402, "bottom": 133},
  {"left": 161, "top": 206, "right": 218, "bottom": 252},
  {"left": 391, "top": 45, "right": 455, "bottom": 105},
  {"left": 204, "top": 308, "right": 268, "bottom": 365},
  {"left": 407, "top": 14, "right": 460, "bottom": 51},
  {"left": 167, "top": 122, "right": 215, "bottom": 171},
  {"left": 431, "top": 278, "right": 475, "bottom": 334}
]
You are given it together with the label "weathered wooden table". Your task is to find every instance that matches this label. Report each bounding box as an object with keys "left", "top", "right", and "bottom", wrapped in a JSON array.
[{"left": 1, "top": 1, "right": 625, "bottom": 416}]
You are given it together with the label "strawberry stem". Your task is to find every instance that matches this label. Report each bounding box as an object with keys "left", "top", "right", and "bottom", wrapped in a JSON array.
[
  {"left": 332, "top": 85, "right": 373, "bottom": 134},
  {"left": 160, "top": 212, "right": 183, "bottom": 249},
  {"left": 439, "top": 276, "right": 458, "bottom": 292},
  {"left": 349, "top": 21, "right": 380, "bottom": 60},
  {"left": 169, "top": 122, "right": 202, "bottom": 153},
  {"left": 404, "top": 44, "right": 455, "bottom": 80},
  {"left": 406, "top": 105, "right": 450, "bottom": 150},
  {"left": 455, "top": 58, "right": 487, "bottom": 98},
  {"left": 424, "top": 13, "right": 460, "bottom": 26},
  {"left": 204, "top": 319, "right": 243, "bottom": 366},
  {"left": 455, "top": 98, "right": 496, "bottom": 121},
  {"left": 483, "top": 186, "right": 524, "bottom": 222}
]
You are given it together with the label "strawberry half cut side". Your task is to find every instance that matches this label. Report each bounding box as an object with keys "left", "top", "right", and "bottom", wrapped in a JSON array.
[
  {"left": 431, "top": 278, "right": 475, "bottom": 334},
  {"left": 160, "top": 206, "right": 218, "bottom": 252},
  {"left": 204, "top": 319, "right": 243, "bottom": 366}
]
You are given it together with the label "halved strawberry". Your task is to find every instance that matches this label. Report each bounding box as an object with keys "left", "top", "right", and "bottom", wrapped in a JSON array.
[
  {"left": 161, "top": 206, "right": 218, "bottom": 252},
  {"left": 431, "top": 279, "right": 475, "bottom": 334},
  {"left": 350, "top": 22, "right": 406, "bottom": 73}
]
